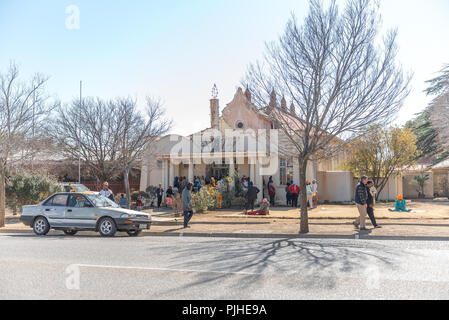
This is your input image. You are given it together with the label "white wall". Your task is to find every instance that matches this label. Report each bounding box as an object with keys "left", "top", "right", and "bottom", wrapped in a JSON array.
[{"left": 317, "top": 171, "right": 354, "bottom": 202}]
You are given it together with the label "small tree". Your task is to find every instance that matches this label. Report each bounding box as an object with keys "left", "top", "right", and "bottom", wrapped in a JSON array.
[
  {"left": 344, "top": 126, "right": 417, "bottom": 199},
  {"left": 6, "top": 172, "right": 61, "bottom": 214},
  {"left": 414, "top": 171, "right": 430, "bottom": 199}
]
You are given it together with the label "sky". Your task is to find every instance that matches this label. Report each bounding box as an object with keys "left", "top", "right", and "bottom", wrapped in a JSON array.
[{"left": 1, "top": 0, "right": 448, "bottom": 136}]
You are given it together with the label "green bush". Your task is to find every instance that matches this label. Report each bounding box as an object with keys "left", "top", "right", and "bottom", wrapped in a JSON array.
[
  {"left": 6, "top": 172, "right": 62, "bottom": 214},
  {"left": 192, "top": 188, "right": 218, "bottom": 213}
]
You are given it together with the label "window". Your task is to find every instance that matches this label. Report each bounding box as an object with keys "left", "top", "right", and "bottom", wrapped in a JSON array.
[
  {"left": 157, "top": 160, "right": 163, "bottom": 169},
  {"left": 68, "top": 195, "right": 93, "bottom": 208},
  {"left": 235, "top": 120, "right": 245, "bottom": 129},
  {"left": 44, "top": 194, "right": 68, "bottom": 207},
  {"left": 279, "top": 157, "right": 293, "bottom": 185}
]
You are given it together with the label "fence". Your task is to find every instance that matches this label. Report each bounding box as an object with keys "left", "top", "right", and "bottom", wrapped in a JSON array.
[{"left": 82, "top": 181, "right": 140, "bottom": 194}]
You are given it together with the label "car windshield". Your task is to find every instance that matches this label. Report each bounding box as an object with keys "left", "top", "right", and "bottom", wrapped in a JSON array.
[
  {"left": 73, "top": 184, "right": 90, "bottom": 192},
  {"left": 86, "top": 194, "right": 119, "bottom": 208}
]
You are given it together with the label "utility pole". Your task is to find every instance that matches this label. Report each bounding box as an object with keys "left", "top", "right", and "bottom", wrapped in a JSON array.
[{"left": 78, "top": 80, "right": 82, "bottom": 184}]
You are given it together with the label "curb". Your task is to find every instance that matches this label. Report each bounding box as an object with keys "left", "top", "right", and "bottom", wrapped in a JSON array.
[{"left": 2, "top": 228, "right": 449, "bottom": 242}]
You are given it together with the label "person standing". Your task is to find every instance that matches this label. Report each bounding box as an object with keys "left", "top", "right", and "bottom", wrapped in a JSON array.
[
  {"left": 245, "top": 182, "right": 260, "bottom": 213},
  {"left": 119, "top": 194, "right": 127, "bottom": 208},
  {"left": 166, "top": 186, "right": 174, "bottom": 208},
  {"left": 366, "top": 180, "right": 381, "bottom": 228},
  {"left": 286, "top": 182, "right": 292, "bottom": 206},
  {"left": 311, "top": 179, "right": 318, "bottom": 208},
  {"left": 182, "top": 183, "right": 194, "bottom": 228},
  {"left": 99, "top": 182, "right": 115, "bottom": 202},
  {"left": 354, "top": 175, "right": 369, "bottom": 230},
  {"left": 156, "top": 184, "right": 164, "bottom": 209},
  {"left": 306, "top": 181, "right": 314, "bottom": 209},
  {"left": 136, "top": 195, "right": 143, "bottom": 211},
  {"left": 288, "top": 181, "right": 300, "bottom": 208},
  {"left": 268, "top": 183, "right": 276, "bottom": 206}
]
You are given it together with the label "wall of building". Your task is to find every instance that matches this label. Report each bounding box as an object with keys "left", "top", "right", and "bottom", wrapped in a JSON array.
[
  {"left": 317, "top": 171, "right": 354, "bottom": 202},
  {"left": 402, "top": 172, "right": 434, "bottom": 199},
  {"left": 376, "top": 175, "right": 402, "bottom": 201}
]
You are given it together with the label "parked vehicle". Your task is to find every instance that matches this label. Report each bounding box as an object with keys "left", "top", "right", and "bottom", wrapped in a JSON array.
[
  {"left": 60, "top": 183, "right": 91, "bottom": 193},
  {"left": 20, "top": 193, "right": 151, "bottom": 237}
]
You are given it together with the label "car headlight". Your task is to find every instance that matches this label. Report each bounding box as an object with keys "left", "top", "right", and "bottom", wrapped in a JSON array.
[{"left": 120, "top": 213, "right": 129, "bottom": 218}]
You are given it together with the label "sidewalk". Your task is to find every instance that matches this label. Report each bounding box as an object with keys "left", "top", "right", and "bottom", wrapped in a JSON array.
[{"left": 3, "top": 201, "right": 449, "bottom": 240}]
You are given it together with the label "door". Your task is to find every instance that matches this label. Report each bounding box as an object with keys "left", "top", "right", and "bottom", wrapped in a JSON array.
[
  {"left": 42, "top": 194, "right": 69, "bottom": 227},
  {"left": 64, "top": 194, "right": 97, "bottom": 229}
]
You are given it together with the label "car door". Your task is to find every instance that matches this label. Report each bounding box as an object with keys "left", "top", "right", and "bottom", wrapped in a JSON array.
[
  {"left": 65, "top": 194, "right": 96, "bottom": 229},
  {"left": 42, "top": 194, "right": 69, "bottom": 227}
]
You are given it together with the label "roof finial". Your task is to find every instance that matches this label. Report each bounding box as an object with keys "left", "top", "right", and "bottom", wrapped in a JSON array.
[{"left": 211, "top": 84, "right": 218, "bottom": 99}]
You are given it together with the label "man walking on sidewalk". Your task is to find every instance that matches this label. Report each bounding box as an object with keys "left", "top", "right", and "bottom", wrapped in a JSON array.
[
  {"left": 366, "top": 180, "right": 381, "bottom": 228},
  {"left": 182, "top": 183, "right": 194, "bottom": 228},
  {"left": 354, "top": 175, "right": 369, "bottom": 230}
]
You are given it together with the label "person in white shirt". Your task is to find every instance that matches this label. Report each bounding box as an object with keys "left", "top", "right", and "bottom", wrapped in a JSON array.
[{"left": 99, "top": 182, "right": 115, "bottom": 202}]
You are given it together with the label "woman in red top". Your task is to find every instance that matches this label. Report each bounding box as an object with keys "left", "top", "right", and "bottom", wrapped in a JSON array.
[{"left": 288, "top": 182, "right": 300, "bottom": 208}]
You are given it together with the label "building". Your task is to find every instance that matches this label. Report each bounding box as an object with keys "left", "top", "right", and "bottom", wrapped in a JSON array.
[{"left": 140, "top": 86, "right": 373, "bottom": 204}]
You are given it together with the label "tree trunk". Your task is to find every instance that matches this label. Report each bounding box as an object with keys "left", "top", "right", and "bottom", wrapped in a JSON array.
[
  {"left": 0, "top": 164, "right": 6, "bottom": 228},
  {"left": 299, "top": 158, "right": 309, "bottom": 234},
  {"left": 124, "top": 165, "right": 131, "bottom": 209}
]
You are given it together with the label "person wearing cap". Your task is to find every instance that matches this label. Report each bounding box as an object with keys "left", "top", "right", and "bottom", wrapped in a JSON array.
[
  {"left": 99, "top": 182, "right": 115, "bottom": 202},
  {"left": 389, "top": 195, "right": 412, "bottom": 212}
]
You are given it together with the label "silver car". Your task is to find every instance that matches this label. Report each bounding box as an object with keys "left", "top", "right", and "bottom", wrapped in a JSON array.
[{"left": 20, "top": 192, "right": 152, "bottom": 237}]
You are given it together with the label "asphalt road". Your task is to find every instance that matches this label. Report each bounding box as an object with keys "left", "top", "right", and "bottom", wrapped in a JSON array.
[{"left": 1, "top": 232, "right": 449, "bottom": 299}]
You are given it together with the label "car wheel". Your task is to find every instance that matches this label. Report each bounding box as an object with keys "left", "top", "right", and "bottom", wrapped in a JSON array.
[
  {"left": 33, "top": 217, "right": 50, "bottom": 236},
  {"left": 98, "top": 217, "right": 117, "bottom": 237},
  {"left": 63, "top": 230, "right": 78, "bottom": 236},
  {"left": 127, "top": 230, "right": 142, "bottom": 237}
]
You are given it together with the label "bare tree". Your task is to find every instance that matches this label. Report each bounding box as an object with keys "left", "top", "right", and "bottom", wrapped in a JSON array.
[
  {"left": 0, "top": 63, "right": 52, "bottom": 227},
  {"left": 113, "top": 97, "right": 171, "bottom": 208},
  {"left": 243, "top": 0, "right": 411, "bottom": 233},
  {"left": 49, "top": 98, "right": 123, "bottom": 182}
]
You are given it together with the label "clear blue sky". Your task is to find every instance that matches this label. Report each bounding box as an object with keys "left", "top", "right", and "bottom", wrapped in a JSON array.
[{"left": 1, "top": 0, "right": 448, "bottom": 136}]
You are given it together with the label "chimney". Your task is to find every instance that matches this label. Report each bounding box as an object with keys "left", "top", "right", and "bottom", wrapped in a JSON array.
[
  {"left": 290, "top": 102, "right": 295, "bottom": 115},
  {"left": 210, "top": 84, "right": 220, "bottom": 129},
  {"left": 281, "top": 96, "right": 287, "bottom": 111},
  {"left": 244, "top": 86, "right": 252, "bottom": 102},
  {"left": 269, "top": 89, "right": 277, "bottom": 108}
]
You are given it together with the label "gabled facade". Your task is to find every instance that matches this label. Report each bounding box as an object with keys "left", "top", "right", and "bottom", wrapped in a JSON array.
[{"left": 140, "top": 87, "right": 354, "bottom": 203}]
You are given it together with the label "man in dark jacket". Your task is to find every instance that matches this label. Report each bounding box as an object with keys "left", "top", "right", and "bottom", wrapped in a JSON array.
[
  {"left": 156, "top": 184, "right": 164, "bottom": 209},
  {"left": 353, "top": 176, "right": 368, "bottom": 230},
  {"left": 245, "top": 182, "right": 260, "bottom": 212}
]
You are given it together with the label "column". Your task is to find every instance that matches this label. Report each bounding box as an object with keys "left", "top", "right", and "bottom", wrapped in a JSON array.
[
  {"left": 140, "top": 165, "right": 148, "bottom": 192},
  {"left": 162, "top": 159, "right": 168, "bottom": 192},
  {"left": 188, "top": 161, "right": 194, "bottom": 182},
  {"left": 169, "top": 161, "right": 175, "bottom": 187},
  {"left": 255, "top": 160, "right": 263, "bottom": 203},
  {"left": 229, "top": 156, "right": 235, "bottom": 189},
  {"left": 249, "top": 158, "right": 256, "bottom": 184}
]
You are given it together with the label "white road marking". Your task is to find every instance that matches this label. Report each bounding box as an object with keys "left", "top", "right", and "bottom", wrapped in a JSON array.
[{"left": 76, "top": 264, "right": 263, "bottom": 276}]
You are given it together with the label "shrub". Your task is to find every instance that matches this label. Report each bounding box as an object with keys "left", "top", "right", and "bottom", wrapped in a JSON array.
[
  {"left": 192, "top": 187, "right": 218, "bottom": 213},
  {"left": 6, "top": 172, "right": 62, "bottom": 214}
]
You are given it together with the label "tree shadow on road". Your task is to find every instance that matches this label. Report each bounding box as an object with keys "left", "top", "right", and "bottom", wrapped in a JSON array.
[{"left": 155, "top": 237, "right": 411, "bottom": 298}]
